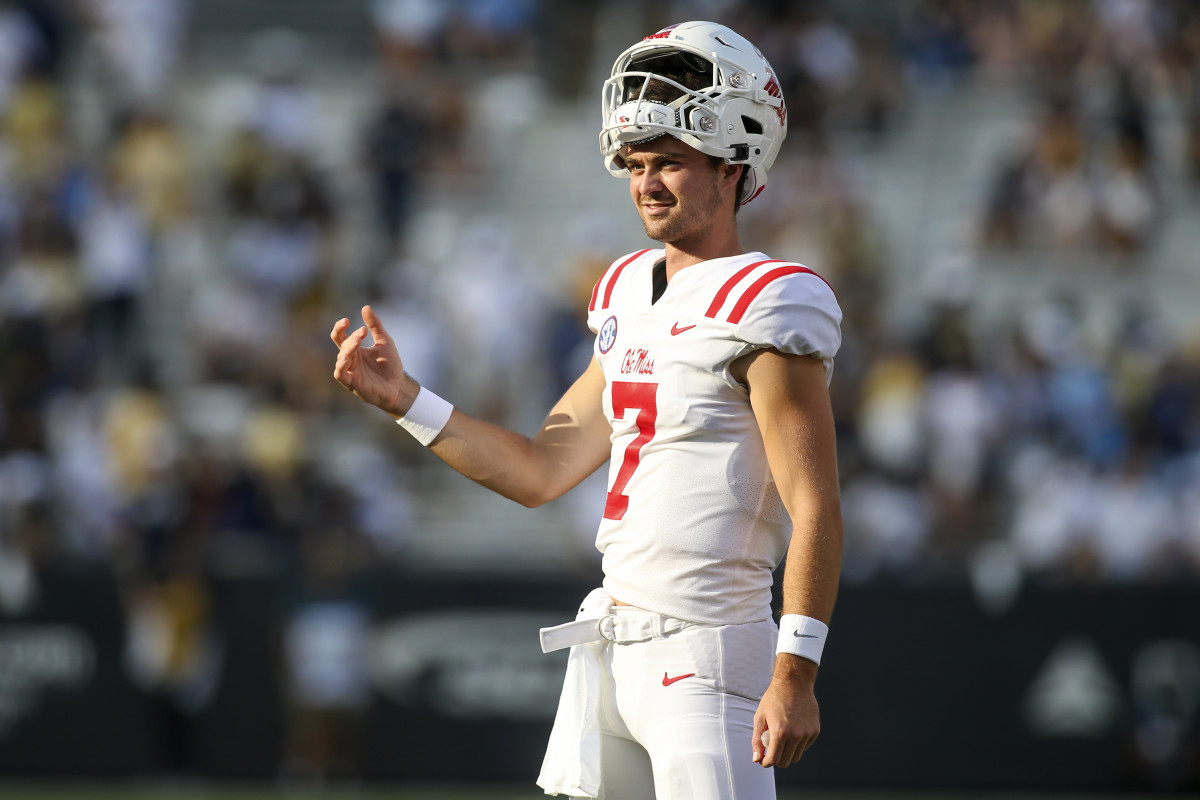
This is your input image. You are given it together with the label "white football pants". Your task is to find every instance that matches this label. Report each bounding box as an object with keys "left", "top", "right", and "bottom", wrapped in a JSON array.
[{"left": 582, "top": 606, "right": 777, "bottom": 800}]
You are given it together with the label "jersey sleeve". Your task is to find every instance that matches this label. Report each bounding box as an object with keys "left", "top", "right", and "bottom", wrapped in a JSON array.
[{"left": 734, "top": 271, "right": 842, "bottom": 377}]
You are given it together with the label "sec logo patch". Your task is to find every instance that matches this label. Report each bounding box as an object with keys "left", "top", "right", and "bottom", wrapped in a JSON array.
[{"left": 598, "top": 315, "right": 618, "bottom": 353}]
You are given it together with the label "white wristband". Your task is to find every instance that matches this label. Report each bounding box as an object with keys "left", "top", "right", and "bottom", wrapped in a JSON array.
[
  {"left": 396, "top": 385, "right": 453, "bottom": 446},
  {"left": 776, "top": 614, "right": 829, "bottom": 665}
]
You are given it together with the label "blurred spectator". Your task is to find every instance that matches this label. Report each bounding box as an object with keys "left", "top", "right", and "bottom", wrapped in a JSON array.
[
  {"left": 900, "top": 0, "right": 976, "bottom": 89},
  {"left": 1094, "top": 117, "right": 1158, "bottom": 253},
  {"left": 227, "top": 168, "right": 329, "bottom": 302},
  {"left": 841, "top": 468, "right": 934, "bottom": 582},
  {"left": 855, "top": 348, "right": 927, "bottom": 477},
  {"left": 446, "top": 0, "right": 540, "bottom": 67},
  {"left": 2, "top": 181, "right": 79, "bottom": 322},
  {"left": 125, "top": 547, "right": 219, "bottom": 775},
  {"left": 921, "top": 341, "right": 998, "bottom": 550},
  {"left": 1125, "top": 639, "right": 1200, "bottom": 790},
  {"left": 1087, "top": 455, "right": 1176, "bottom": 581},
  {"left": 109, "top": 108, "right": 192, "bottom": 234},
  {"left": 80, "top": 0, "right": 190, "bottom": 111},
  {"left": 434, "top": 218, "right": 551, "bottom": 428},
  {"left": 282, "top": 525, "right": 375, "bottom": 784},
  {"left": 0, "top": 1, "right": 41, "bottom": 112},
  {"left": 370, "top": 0, "right": 452, "bottom": 73},
  {"left": 361, "top": 85, "right": 426, "bottom": 249},
  {"left": 1007, "top": 444, "right": 1098, "bottom": 580},
  {"left": 240, "top": 29, "right": 319, "bottom": 158},
  {"left": 1032, "top": 100, "right": 1095, "bottom": 249},
  {"left": 78, "top": 168, "right": 152, "bottom": 375},
  {"left": 3, "top": 77, "right": 67, "bottom": 186}
]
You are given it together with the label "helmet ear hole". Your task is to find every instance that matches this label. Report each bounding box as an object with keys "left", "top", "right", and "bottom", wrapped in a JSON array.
[{"left": 741, "top": 116, "right": 762, "bottom": 135}]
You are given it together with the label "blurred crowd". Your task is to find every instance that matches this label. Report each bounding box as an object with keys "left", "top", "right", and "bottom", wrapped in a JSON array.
[
  {"left": 0, "top": 0, "right": 1199, "bottom": 782},
  {"left": 690, "top": 0, "right": 1200, "bottom": 588}
]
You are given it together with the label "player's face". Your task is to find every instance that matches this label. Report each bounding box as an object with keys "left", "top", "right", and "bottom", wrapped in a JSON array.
[{"left": 623, "top": 138, "right": 731, "bottom": 246}]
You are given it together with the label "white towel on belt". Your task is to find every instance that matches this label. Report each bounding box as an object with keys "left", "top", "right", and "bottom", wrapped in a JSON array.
[{"left": 536, "top": 588, "right": 613, "bottom": 798}]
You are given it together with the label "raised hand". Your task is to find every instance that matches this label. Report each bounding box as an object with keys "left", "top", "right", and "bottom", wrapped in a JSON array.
[{"left": 331, "top": 305, "right": 416, "bottom": 417}]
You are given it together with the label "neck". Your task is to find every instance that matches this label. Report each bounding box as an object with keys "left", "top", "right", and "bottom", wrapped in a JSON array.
[{"left": 663, "top": 223, "right": 743, "bottom": 280}]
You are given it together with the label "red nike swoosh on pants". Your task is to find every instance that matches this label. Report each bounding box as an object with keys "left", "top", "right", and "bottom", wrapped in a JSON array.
[{"left": 662, "top": 672, "right": 695, "bottom": 686}]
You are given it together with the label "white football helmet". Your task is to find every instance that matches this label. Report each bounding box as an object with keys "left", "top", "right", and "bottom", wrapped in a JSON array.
[{"left": 599, "top": 21, "right": 787, "bottom": 205}]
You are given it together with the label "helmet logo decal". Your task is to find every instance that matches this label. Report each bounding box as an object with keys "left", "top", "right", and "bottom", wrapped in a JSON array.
[
  {"left": 643, "top": 24, "right": 680, "bottom": 41},
  {"left": 764, "top": 68, "right": 786, "bottom": 126}
]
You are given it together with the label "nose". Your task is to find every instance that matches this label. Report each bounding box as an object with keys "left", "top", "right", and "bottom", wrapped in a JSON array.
[{"left": 636, "top": 165, "right": 665, "bottom": 195}]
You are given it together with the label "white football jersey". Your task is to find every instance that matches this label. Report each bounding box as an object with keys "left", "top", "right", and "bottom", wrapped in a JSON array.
[{"left": 586, "top": 249, "right": 842, "bottom": 625}]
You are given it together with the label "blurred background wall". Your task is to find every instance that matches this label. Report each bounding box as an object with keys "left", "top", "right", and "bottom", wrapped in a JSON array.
[{"left": 0, "top": 0, "right": 1199, "bottom": 792}]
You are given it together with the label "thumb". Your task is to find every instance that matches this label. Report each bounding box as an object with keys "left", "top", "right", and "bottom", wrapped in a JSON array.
[{"left": 752, "top": 718, "right": 768, "bottom": 764}]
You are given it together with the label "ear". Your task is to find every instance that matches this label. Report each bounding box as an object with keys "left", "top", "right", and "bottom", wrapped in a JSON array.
[{"left": 721, "top": 162, "right": 744, "bottom": 193}]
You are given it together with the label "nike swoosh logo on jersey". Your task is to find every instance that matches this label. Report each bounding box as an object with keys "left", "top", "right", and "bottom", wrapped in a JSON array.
[
  {"left": 662, "top": 672, "right": 695, "bottom": 687},
  {"left": 794, "top": 632, "right": 819, "bottom": 638},
  {"left": 670, "top": 322, "right": 696, "bottom": 335}
]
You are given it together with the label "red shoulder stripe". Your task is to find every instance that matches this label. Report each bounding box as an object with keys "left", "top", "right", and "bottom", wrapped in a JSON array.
[
  {"left": 727, "top": 265, "right": 822, "bottom": 324},
  {"left": 704, "top": 260, "right": 784, "bottom": 318},
  {"left": 588, "top": 277, "right": 602, "bottom": 312},
  {"left": 598, "top": 249, "right": 651, "bottom": 310}
]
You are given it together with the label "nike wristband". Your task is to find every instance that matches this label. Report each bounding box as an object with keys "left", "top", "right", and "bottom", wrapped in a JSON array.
[
  {"left": 396, "top": 385, "right": 454, "bottom": 446},
  {"left": 776, "top": 614, "right": 829, "bottom": 665}
]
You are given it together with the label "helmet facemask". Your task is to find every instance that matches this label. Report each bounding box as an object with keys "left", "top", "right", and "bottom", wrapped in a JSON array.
[{"left": 603, "top": 51, "right": 724, "bottom": 159}]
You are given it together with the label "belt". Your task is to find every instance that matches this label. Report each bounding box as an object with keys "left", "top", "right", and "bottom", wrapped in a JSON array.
[{"left": 539, "top": 611, "right": 692, "bottom": 653}]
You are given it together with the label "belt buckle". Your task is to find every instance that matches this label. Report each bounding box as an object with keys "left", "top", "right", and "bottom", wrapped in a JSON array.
[{"left": 597, "top": 615, "right": 618, "bottom": 642}]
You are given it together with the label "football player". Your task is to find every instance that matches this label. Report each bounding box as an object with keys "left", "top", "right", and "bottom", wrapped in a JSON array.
[{"left": 332, "top": 20, "right": 843, "bottom": 800}]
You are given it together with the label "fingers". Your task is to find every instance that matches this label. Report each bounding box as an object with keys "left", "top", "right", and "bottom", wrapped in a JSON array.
[
  {"left": 340, "top": 325, "right": 369, "bottom": 356},
  {"left": 763, "top": 726, "right": 782, "bottom": 768},
  {"left": 762, "top": 731, "right": 817, "bottom": 769},
  {"left": 361, "top": 304, "right": 390, "bottom": 347},
  {"left": 333, "top": 326, "right": 369, "bottom": 384},
  {"left": 779, "top": 737, "right": 804, "bottom": 768},
  {"left": 330, "top": 317, "right": 350, "bottom": 348},
  {"left": 332, "top": 307, "right": 391, "bottom": 351},
  {"left": 754, "top": 719, "right": 818, "bottom": 769}
]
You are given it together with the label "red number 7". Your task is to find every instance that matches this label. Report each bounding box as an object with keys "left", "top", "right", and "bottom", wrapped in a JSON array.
[{"left": 604, "top": 381, "right": 658, "bottom": 521}]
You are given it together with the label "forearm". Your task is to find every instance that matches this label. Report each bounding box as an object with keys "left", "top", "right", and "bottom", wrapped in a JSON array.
[
  {"left": 427, "top": 410, "right": 592, "bottom": 507},
  {"left": 333, "top": 308, "right": 611, "bottom": 508},
  {"left": 773, "top": 503, "right": 842, "bottom": 680},
  {"left": 415, "top": 360, "right": 611, "bottom": 508},
  {"left": 778, "top": 505, "right": 843, "bottom": 624}
]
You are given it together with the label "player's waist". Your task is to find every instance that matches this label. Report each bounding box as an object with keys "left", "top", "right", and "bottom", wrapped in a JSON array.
[{"left": 538, "top": 596, "right": 694, "bottom": 653}]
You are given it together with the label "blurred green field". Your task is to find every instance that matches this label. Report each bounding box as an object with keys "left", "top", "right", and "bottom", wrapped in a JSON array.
[{"left": 0, "top": 785, "right": 1170, "bottom": 800}]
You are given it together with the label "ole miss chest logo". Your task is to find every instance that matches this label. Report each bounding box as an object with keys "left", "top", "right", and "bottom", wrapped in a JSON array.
[{"left": 598, "top": 315, "right": 618, "bottom": 353}]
